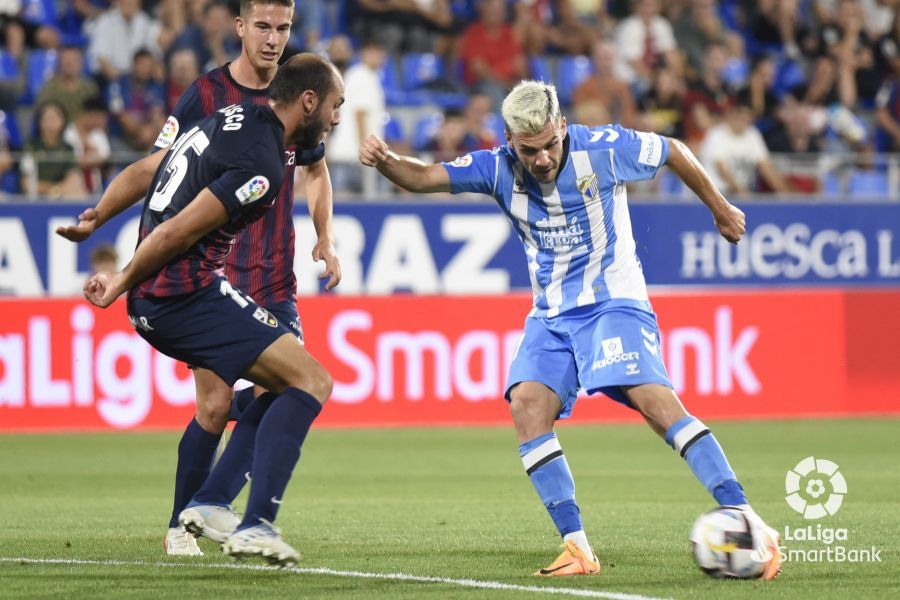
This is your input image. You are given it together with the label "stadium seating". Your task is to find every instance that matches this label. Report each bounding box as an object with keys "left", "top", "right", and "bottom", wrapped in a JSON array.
[{"left": 556, "top": 55, "right": 593, "bottom": 107}]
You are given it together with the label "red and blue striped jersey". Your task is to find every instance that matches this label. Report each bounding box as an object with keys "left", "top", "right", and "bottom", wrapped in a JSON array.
[
  {"left": 154, "top": 64, "right": 325, "bottom": 306},
  {"left": 132, "top": 104, "right": 286, "bottom": 299}
]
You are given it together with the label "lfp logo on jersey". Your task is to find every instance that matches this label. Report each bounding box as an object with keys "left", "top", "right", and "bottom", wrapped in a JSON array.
[
  {"left": 235, "top": 176, "right": 270, "bottom": 205},
  {"left": 784, "top": 456, "right": 847, "bottom": 519}
]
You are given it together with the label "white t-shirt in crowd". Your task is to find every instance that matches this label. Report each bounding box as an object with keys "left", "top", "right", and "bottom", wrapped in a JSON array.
[
  {"left": 327, "top": 63, "right": 385, "bottom": 163},
  {"left": 699, "top": 122, "right": 770, "bottom": 193}
]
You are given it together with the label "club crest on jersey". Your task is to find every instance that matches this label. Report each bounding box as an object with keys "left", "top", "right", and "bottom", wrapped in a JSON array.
[
  {"left": 576, "top": 173, "right": 600, "bottom": 200},
  {"left": 252, "top": 307, "right": 278, "bottom": 327},
  {"left": 235, "top": 176, "right": 270, "bottom": 205},
  {"left": 155, "top": 116, "right": 179, "bottom": 149},
  {"left": 450, "top": 154, "right": 472, "bottom": 167}
]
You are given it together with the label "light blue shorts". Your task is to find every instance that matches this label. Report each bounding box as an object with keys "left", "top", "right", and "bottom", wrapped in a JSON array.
[{"left": 505, "top": 303, "right": 673, "bottom": 419}]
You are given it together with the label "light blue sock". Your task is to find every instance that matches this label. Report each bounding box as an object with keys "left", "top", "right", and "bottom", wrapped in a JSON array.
[
  {"left": 519, "top": 433, "right": 583, "bottom": 537},
  {"left": 665, "top": 416, "right": 748, "bottom": 506}
]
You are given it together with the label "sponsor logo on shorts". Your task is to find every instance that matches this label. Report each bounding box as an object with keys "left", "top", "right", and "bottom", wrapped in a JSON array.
[
  {"left": 592, "top": 351, "right": 640, "bottom": 370},
  {"left": 155, "top": 115, "right": 179, "bottom": 149},
  {"left": 235, "top": 176, "right": 270, "bottom": 205},
  {"left": 252, "top": 307, "right": 279, "bottom": 327},
  {"left": 625, "top": 362, "right": 640, "bottom": 375}
]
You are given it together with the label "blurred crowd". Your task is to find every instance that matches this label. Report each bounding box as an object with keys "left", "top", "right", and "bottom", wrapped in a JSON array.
[{"left": 0, "top": 0, "right": 898, "bottom": 199}]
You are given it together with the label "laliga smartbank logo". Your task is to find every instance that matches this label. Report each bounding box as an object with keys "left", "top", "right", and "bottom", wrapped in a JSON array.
[
  {"left": 779, "top": 457, "right": 881, "bottom": 564},
  {"left": 785, "top": 456, "right": 846, "bottom": 519}
]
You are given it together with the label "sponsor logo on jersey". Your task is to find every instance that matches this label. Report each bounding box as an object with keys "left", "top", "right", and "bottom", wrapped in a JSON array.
[
  {"left": 449, "top": 154, "right": 473, "bottom": 167},
  {"left": 636, "top": 131, "right": 662, "bottom": 167},
  {"left": 235, "top": 176, "right": 270, "bottom": 205},
  {"left": 155, "top": 116, "right": 179, "bottom": 149}
]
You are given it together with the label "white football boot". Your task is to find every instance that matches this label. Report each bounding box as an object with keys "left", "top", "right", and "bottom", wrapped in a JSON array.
[
  {"left": 222, "top": 520, "right": 300, "bottom": 568},
  {"left": 165, "top": 527, "right": 203, "bottom": 556},
  {"left": 179, "top": 504, "right": 242, "bottom": 544}
]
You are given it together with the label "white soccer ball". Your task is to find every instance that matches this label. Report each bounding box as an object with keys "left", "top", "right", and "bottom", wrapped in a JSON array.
[{"left": 690, "top": 507, "right": 767, "bottom": 579}]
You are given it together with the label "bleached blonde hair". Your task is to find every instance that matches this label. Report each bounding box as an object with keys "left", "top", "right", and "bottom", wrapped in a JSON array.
[{"left": 501, "top": 80, "right": 562, "bottom": 136}]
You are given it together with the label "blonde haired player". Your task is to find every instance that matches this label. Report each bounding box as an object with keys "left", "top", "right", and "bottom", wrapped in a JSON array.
[{"left": 360, "top": 80, "right": 782, "bottom": 578}]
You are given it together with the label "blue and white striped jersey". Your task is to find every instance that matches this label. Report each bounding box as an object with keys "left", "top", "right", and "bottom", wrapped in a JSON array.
[{"left": 443, "top": 123, "right": 669, "bottom": 318}]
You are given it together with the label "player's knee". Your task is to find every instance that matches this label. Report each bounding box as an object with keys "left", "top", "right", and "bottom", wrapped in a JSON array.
[
  {"left": 509, "top": 387, "right": 556, "bottom": 433},
  {"left": 280, "top": 362, "right": 332, "bottom": 405},
  {"left": 195, "top": 398, "right": 230, "bottom": 433}
]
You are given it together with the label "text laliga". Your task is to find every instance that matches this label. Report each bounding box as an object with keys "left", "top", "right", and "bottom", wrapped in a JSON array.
[{"left": 0, "top": 305, "right": 194, "bottom": 427}]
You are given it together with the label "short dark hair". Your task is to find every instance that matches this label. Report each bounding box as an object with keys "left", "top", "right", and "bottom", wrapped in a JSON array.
[
  {"left": 82, "top": 96, "right": 108, "bottom": 114},
  {"left": 269, "top": 53, "right": 339, "bottom": 104},
  {"left": 239, "top": 0, "right": 293, "bottom": 17}
]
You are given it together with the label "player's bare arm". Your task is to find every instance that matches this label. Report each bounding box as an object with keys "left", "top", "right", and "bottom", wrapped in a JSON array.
[
  {"left": 359, "top": 134, "right": 452, "bottom": 193},
  {"left": 665, "top": 137, "right": 746, "bottom": 244},
  {"left": 304, "top": 157, "right": 341, "bottom": 290},
  {"left": 55, "top": 151, "right": 167, "bottom": 242},
  {"left": 84, "top": 188, "right": 229, "bottom": 307}
]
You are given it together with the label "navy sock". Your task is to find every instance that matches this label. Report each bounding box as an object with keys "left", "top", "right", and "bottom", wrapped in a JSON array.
[
  {"left": 240, "top": 387, "right": 322, "bottom": 529},
  {"left": 168, "top": 418, "right": 222, "bottom": 528},
  {"left": 191, "top": 393, "right": 277, "bottom": 507},
  {"left": 665, "top": 416, "right": 748, "bottom": 506},
  {"left": 519, "top": 433, "right": 583, "bottom": 537},
  {"left": 229, "top": 387, "right": 257, "bottom": 422}
]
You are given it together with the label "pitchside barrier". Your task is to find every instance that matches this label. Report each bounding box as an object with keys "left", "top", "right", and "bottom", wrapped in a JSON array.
[
  {"left": 1, "top": 202, "right": 900, "bottom": 296},
  {"left": 0, "top": 290, "right": 898, "bottom": 431}
]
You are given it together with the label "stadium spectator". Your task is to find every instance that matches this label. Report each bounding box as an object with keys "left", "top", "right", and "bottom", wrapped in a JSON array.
[
  {"left": 638, "top": 66, "right": 685, "bottom": 138},
  {"left": 111, "top": 48, "right": 167, "bottom": 151},
  {"left": 873, "top": 10, "right": 900, "bottom": 78},
  {"left": 699, "top": 92, "right": 790, "bottom": 194},
  {"left": 350, "top": 0, "right": 452, "bottom": 54},
  {"left": 164, "top": 47, "right": 199, "bottom": 112},
  {"left": 681, "top": 42, "right": 732, "bottom": 144},
  {"left": 87, "top": 0, "right": 161, "bottom": 82},
  {"left": 21, "top": 100, "right": 86, "bottom": 198},
  {"left": 513, "top": 0, "right": 597, "bottom": 56},
  {"left": 673, "top": 0, "right": 734, "bottom": 76},
  {"left": 745, "top": 54, "right": 779, "bottom": 122},
  {"left": 572, "top": 39, "right": 638, "bottom": 128},
  {"left": 168, "top": 0, "right": 240, "bottom": 72},
  {"left": 327, "top": 36, "right": 386, "bottom": 193},
  {"left": 63, "top": 96, "right": 111, "bottom": 193},
  {"left": 875, "top": 75, "right": 900, "bottom": 151},
  {"left": 460, "top": 0, "right": 526, "bottom": 108},
  {"left": 462, "top": 92, "right": 499, "bottom": 150},
  {"left": 156, "top": 0, "right": 190, "bottom": 56},
  {"left": 324, "top": 34, "right": 353, "bottom": 73},
  {"left": 614, "top": 0, "right": 681, "bottom": 91},
  {"left": 36, "top": 45, "right": 101, "bottom": 123},
  {"left": 745, "top": 0, "right": 806, "bottom": 59},
  {"left": 0, "top": 19, "right": 27, "bottom": 111},
  {"left": 89, "top": 243, "right": 118, "bottom": 274}
]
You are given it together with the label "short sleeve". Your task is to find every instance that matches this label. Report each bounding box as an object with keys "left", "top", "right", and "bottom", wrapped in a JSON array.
[
  {"left": 153, "top": 84, "right": 204, "bottom": 151},
  {"left": 442, "top": 150, "right": 499, "bottom": 196},
  {"left": 298, "top": 143, "right": 325, "bottom": 165},
  {"left": 208, "top": 145, "right": 285, "bottom": 222},
  {"left": 748, "top": 128, "right": 770, "bottom": 162},
  {"left": 600, "top": 124, "right": 670, "bottom": 183}
]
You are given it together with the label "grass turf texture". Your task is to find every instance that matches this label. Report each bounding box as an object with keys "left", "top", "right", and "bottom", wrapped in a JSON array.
[{"left": 0, "top": 419, "right": 897, "bottom": 599}]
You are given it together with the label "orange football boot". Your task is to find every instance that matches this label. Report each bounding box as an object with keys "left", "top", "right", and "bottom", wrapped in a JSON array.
[{"left": 534, "top": 540, "right": 601, "bottom": 576}]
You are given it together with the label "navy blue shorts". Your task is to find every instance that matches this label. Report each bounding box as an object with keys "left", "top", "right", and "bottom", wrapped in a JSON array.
[{"left": 126, "top": 277, "right": 294, "bottom": 386}]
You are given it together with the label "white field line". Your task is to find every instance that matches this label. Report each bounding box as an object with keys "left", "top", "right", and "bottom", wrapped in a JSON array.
[{"left": 0, "top": 556, "right": 673, "bottom": 600}]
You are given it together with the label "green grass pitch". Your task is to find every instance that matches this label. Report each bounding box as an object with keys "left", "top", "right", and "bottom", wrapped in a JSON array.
[{"left": 1, "top": 419, "right": 897, "bottom": 599}]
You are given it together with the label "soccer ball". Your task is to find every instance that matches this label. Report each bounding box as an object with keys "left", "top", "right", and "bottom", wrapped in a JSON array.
[{"left": 690, "top": 506, "right": 767, "bottom": 578}]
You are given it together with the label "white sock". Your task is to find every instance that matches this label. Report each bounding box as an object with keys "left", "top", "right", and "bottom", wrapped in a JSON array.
[{"left": 563, "top": 530, "right": 592, "bottom": 557}]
